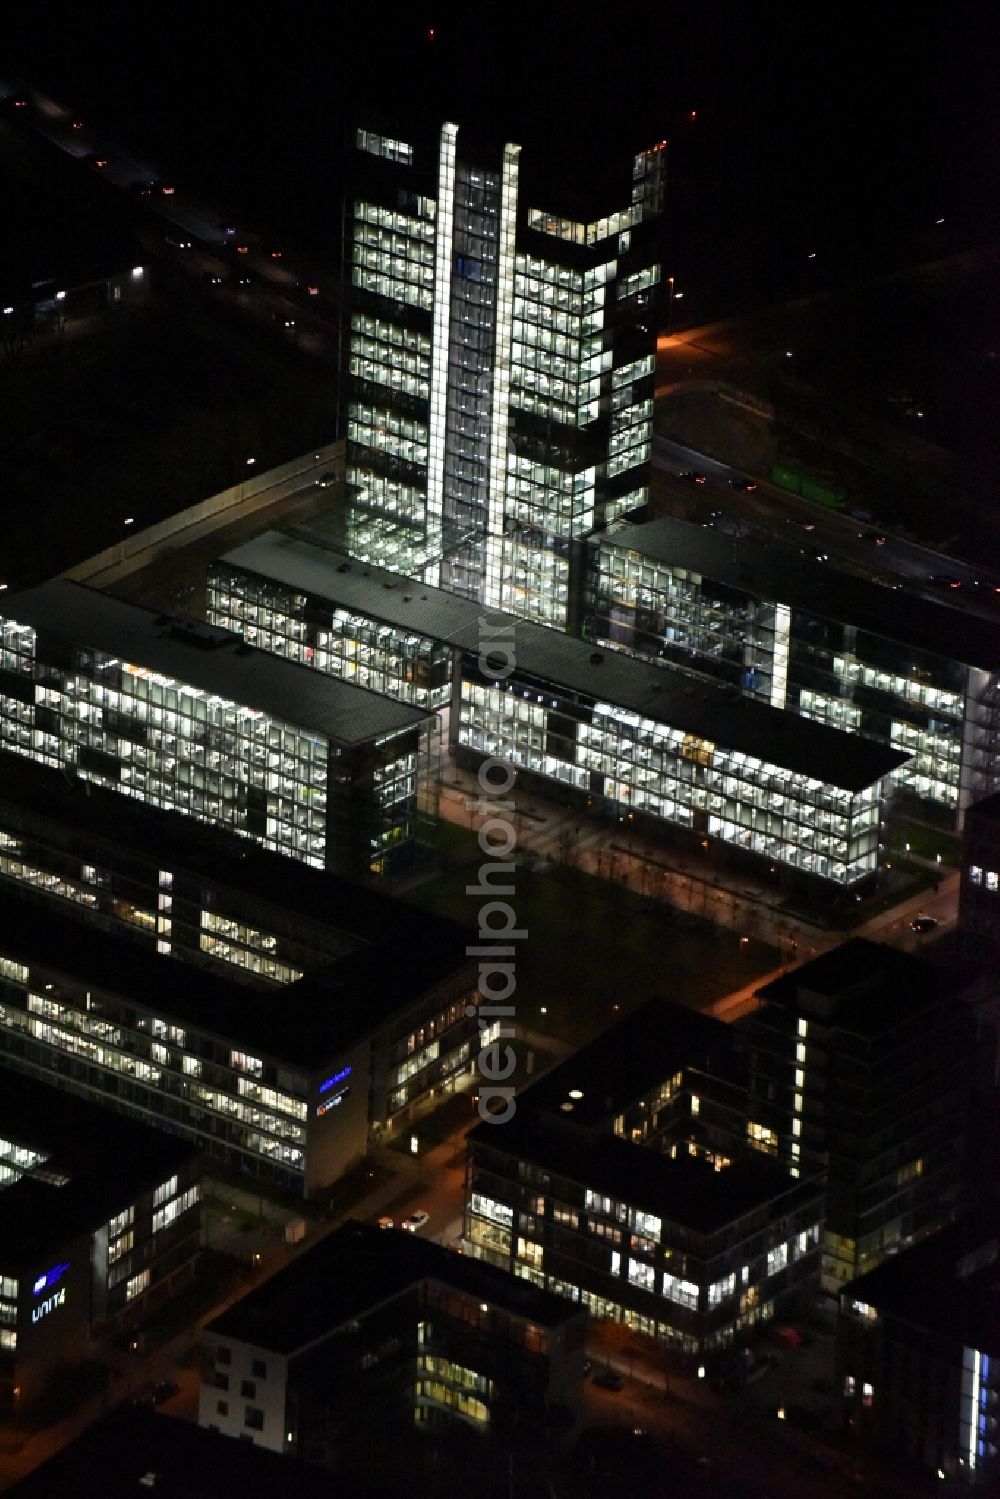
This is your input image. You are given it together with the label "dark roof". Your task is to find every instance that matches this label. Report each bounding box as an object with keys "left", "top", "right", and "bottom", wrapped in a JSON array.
[
  {"left": 844, "top": 1205, "right": 1000, "bottom": 1350},
  {"left": 218, "top": 534, "right": 907, "bottom": 792},
  {"left": 0, "top": 754, "right": 470, "bottom": 974},
  {"left": 965, "top": 791, "right": 1000, "bottom": 828},
  {"left": 754, "top": 939, "right": 949, "bottom": 1035},
  {"left": 5, "top": 1404, "right": 330, "bottom": 1499},
  {"left": 469, "top": 1107, "right": 818, "bottom": 1235},
  {"left": 599, "top": 516, "right": 1000, "bottom": 671},
  {"left": 207, "top": 1220, "right": 581, "bottom": 1354},
  {"left": 2, "top": 580, "right": 428, "bottom": 746},
  {"left": 513, "top": 1000, "right": 741, "bottom": 1128},
  {"left": 0, "top": 888, "right": 470, "bottom": 1071},
  {"left": 0, "top": 1067, "right": 196, "bottom": 1270}
]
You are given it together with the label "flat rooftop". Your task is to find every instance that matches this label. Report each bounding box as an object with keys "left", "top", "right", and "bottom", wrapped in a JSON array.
[
  {"left": 0, "top": 1067, "right": 196, "bottom": 1269},
  {"left": 0, "top": 887, "right": 470, "bottom": 1071},
  {"left": 469, "top": 1107, "right": 818, "bottom": 1235},
  {"left": 207, "top": 1219, "right": 582, "bottom": 1354},
  {"left": 514, "top": 1000, "right": 743, "bottom": 1129},
  {"left": 0, "top": 754, "right": 471, "bottom": 982},
  {"left": 845, "top": 1206, "right": 1000, "bottom": 1350},
  {"left": 217, "top": 533, "right": 908, "bottom": 792},
  {"left": 754, "top": 939, "right": 950, "bottom": 1035},
  {"left": 598, "top": 516, "right": 1000, "bottom": 671},
  {"left": 2, "top": 579, "right": 428, "bottom": 746},
  {"left": 5, "top": 1404, "right": 331, "bottom": 1499}
]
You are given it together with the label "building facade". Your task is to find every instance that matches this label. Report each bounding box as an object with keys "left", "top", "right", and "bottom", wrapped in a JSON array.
[
  {"left": 207, "top": 535, "right": 906, "bottom": 889},
  {"left": 740, "top": 941, "right": 972, "bottom": 1291},
  {"left": 200, "top": 1221, "right": 586, "bottom": 1467},
  {"left": 0, "top": 1069, "right": 199, "bottom": 1409},
  {"left": 836, "top": 1210, "right": 1000, "bottom": 1484},
  {"left": 585, "top": 517, "right": 1000, "bottom": 830},
  {"left": 959, "top": 791, "right": 1000, "bottom": 960},
  {"left": 0, "top": 580, "right": 433, "bottom": 880},
  {"left": 345, "top": 122, "right": 664, "bottom": 626},
  {"left": 463, "top": 1002, "right": 824, "bottom": 1356}
]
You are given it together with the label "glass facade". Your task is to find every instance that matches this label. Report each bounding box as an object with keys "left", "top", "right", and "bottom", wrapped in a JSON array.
[
  {"left": 344, "top": 123, "right": 664, "bottom": 627},
  {"left": 207, "top": 565, "right": 453, "bottom": 712},
  {"left": 586, "top": 533, "right": 1000, "bottom": 828},
  {"left": 457, "top": 666, "right": 886, "bottom": 884},
  {"left": 0, "top": 603, "right": 429, "bottom": 880}
]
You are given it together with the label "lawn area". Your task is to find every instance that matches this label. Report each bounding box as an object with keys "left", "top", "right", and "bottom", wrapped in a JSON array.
[{"left": 405, "top": 823, "right": 778, "bottom": 1051}]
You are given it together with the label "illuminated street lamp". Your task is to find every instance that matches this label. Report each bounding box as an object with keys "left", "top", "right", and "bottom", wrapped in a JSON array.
[{"left": 119, "top": 516, "right": 134, "bottom": 565}]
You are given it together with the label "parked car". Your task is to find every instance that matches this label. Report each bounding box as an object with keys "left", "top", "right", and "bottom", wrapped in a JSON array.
[
  {"left": 910, "top": 914, "right": 939, "bottom": 934},
  {"left": 401, "top": 1210, "right": 429, "bottom": 1232},
  {"left": 377, "top": 1215, "right": 394, "bottom": 1230},
  {"left": 678, "top": 470, "right": 707, "bottom": 485}
]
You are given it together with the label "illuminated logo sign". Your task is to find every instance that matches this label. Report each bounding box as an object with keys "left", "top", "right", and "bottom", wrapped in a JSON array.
[
  {"left": 32, "top": 1287, "right": 67, "bottom": 1323},
  {"left": 316, "top": 1087, "right": 350, "bottom": 1118},
  {"left": 33, "top": 1263, "right": 70, "bottom": 1298},
  {"left": 319, "top": 1066, "right": 351, "bottom": 1096}
]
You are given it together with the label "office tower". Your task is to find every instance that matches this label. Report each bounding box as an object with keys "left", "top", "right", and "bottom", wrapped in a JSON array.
[
  {"left": 741, "top": 940, "right": 972, "bottom": 1290},
  {"left": 959, "top": 791, "right": 1000, "bottom": 959},
  {"left": 0, "top": 1069, "right": 199, "bottom": 1409},
  {"left": 345, "top": 122, "right": 665, "bottom": 627},
  {"left": 836, "top": 1207, "right": 1000, "bottom": 1483}
]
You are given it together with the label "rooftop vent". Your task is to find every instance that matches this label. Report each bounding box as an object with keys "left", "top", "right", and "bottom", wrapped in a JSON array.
[
  {"left": 590, "top": 652, "right": 603, "bottom": 665},
  {"left": 337, "top": 562, "right": 351, "bottom": 573}
]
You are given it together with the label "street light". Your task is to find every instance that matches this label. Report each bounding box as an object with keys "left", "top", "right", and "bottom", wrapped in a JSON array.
[
  {"left": 119, "top": 516, "right": 134, "bottom": 565},
  {"left": 667, "top": 276, "right": 676, "bottom": 336}
]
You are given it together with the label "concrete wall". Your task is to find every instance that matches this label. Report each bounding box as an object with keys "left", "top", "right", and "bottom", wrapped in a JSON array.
[{"left": 63, "top": 440, "right": 346, "bottom": 589}]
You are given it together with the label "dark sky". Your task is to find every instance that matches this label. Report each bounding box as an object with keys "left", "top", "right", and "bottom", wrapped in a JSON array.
[{"left": 7, "top": 0, "right": 998, "bottom": 308}]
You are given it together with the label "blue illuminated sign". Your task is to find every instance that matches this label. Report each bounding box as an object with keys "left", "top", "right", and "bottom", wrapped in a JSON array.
[
  {"left": 319, "top": 1066, "right": 351, "bottom": 1096},
  {"left": 33, "top": 1263, "right": 70, "bottom": 1297}
]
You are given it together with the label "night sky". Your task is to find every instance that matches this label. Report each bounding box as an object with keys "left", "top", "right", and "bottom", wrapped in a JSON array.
[{"left": 8, "top": 0, "right": 998, "bottom": 313}]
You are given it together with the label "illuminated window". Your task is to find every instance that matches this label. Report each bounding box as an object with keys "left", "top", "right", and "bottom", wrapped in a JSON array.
[
  {"left": 126, "top": 1269, "right": 150, "bottom": 1301},
  {"left": 988, "top": 872, "right": 999, "bottom": 893},
  {"left": 747, "top": 1121, "right": 778, "bottom": 1155},
  {"left": 969, "top": 865, "right": 983, "bottom": 885}
]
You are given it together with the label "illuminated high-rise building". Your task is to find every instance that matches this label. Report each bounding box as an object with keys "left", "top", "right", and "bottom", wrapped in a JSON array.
[{"left": 345, "top": 122, "right": 665, "bottom": 628}]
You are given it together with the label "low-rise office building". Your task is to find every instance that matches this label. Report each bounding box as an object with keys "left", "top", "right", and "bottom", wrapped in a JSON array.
[
  {"left": 836, "top": 1208, "right": 1000, "bottom": 1484},
  {"left": 464, "top": 1002, "right": 823, "bottom": 1355},
  {"left": 0, "top": 1069, "right": 199, "bottom": 1409},
  {"left": 585, "top": 516, "right": 1000, "bottom": 829},
  {"left": 200, "top": 1220, "right": 586, "bottom": 1466},
  {"left": 741, "top": 940, "right": 971, "bottom": 1290},
  {"left": 0, "top": 756, "right": 480, "bottom": 1134},
  {"left": 208, "top": 534, "right": 907, "bottom": 889},
  {"left": 0, "top": 580, "right": 434, "bottom": 880},
  {"left": 0, "top": 874, "right": 480, "bottom": 1197}
]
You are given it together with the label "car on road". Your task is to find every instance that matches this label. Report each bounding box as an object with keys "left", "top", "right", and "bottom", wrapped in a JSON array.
[
  {"left": 165, "top": 233, "right": 193, "bottom": 250},
  {"left": 401, "top": 1210, "right": 429, "bottom": 1232},
  {"left": 83, "top": 153, "right": 109, "bottom": 169},
  {"left": 201, "top": 271, "right": 223, "bottom": 286},
  {"left": 377, "top": 1215, "right": 394, "bottom": 1230},
  {"left": 678, "top": 470, "right": 707, "bottom": 484},
  {"left": 910, "top": 914, "right": 939, "bottom": 934},
  {"left": 859, "top": 530, "right": 887, "bottom": 544},
  {"left": 929, "top": 574, "right": 962, "bottom": 590},
  {"left": 315, "top": 472, "right": 337, "bottom": 488},
  {"left": 591, "top": 1368, "right": 624, "bottom": 1391},
  {"left": 129, "top": 179, "right": 159, "bottom": 197},
  {"left": 728, "top": 477, "right": 759, "bottom": 492},
  {"left": 786, "top": 517, "right": 816, "bottom": 532}
]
